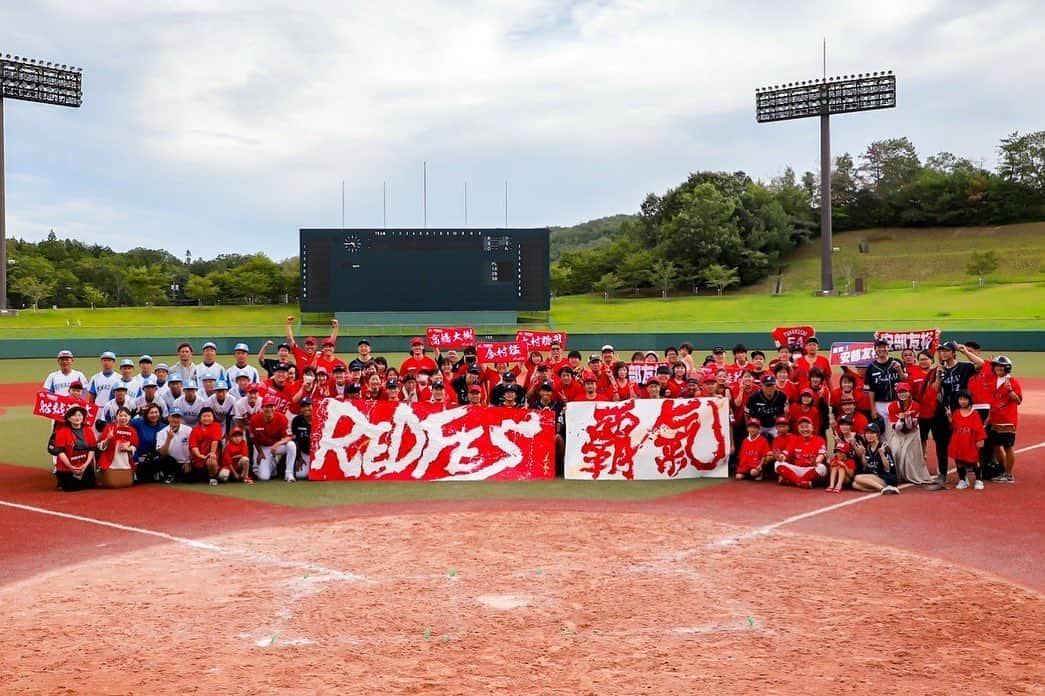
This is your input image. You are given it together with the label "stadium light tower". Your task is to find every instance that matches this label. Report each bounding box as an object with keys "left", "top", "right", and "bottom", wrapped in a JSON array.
[
  {"left": 0, "top": 54, "right": 83, "bottom": 312},
  {"left": 755, "top": 70, "right": 896, "bottom": 294}
]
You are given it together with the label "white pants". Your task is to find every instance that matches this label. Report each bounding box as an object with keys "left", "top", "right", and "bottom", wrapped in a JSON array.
[
  {"left": 253, "top": 442, "right": 298, "bottom": 481},
  {"left": 293, "top": 452, "right": 311, "bottom": 480}
]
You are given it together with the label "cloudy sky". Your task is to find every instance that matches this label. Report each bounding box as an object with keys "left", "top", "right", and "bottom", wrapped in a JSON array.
[{"left": 1, "top": 0, "right": 1041, "bottom": 260}]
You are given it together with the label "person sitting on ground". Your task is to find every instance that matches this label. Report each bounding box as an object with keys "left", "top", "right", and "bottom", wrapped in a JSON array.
[
  {"left": 826, "top": 441, "right": 856, "bottom": 493},
  {"left": 50, "top": 405, "right": 98, "bottom": 492},
  {"left": 97, "top": 406, "right": 138, "bottom": 476},
  {"left": 132, "top": 403, "right": 167, "bottom": 484},
  {"left": 887, "top": 382, "right": 935, "bottom": 485},
  {"left": 774, "top": 416, "right": 827, "bottom": 489},
  {"left": 188, "top": 406, "right": 223, "bottom": 485},
  {"left": 851, "top": 422, "right": 900, "bottom": 494},
  {"left": 219, "top": 426, "right": 252, "bottom": 484},
  {"left": 735, "top": 418, "right": 771, "bottom": 481}
]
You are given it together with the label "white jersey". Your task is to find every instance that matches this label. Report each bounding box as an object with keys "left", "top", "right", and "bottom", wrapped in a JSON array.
[
  {"left": 205, "top": 393, "right": 237, "bottom": 435},
  {"left": 233, "top": 395, "right": 262, "bottom": 427},
  {"left": 196, "top": 361, "right": 226, "bottom": 382},
  {"left": 169, "top": 362, "right": 196, "bottom": 383},
  {"left": 133, "top": 395, "right": 169, "bottom": 419},
  {"left": 87, "top": 371, "right": 121, "bottom": 406},
  {"left": 116, "top": 377, "right": 143, "bottom": 401},
  {"left": 157, "top": 386, "right": 182, "bottom": 411},
  {"left": 43, "top": 369, "right": 88, "bottom": 396},
  {"left": 173, "top": 394, "right": 205, "bottom": 427},
  {"left": 99, "top": 398, "right": 138, "bottom": 425},
  {"left": 225, "top": 363, "right": 260, "bottom": 385},
  {"left": 157, "top": 423, "right": 193, "bottom": 464}
]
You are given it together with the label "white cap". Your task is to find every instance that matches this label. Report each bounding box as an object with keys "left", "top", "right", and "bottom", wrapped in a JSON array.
[{"left": 601, "top": 344, "right": 614, "bottom": 352}]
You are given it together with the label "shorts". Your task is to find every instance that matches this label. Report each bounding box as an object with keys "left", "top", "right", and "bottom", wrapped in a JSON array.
[{"left": 989, "top": 429, "right": 1016, "bottom": 448}]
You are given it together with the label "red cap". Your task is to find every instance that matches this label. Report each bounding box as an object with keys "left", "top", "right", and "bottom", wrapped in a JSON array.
[
  {"left": 230, "top": 427, "right": 244, "bottom": 436},
  {"left": 775, "top": 416, "right": 790, "bottom": 425},
  {"left": 835, "top": 441, "right": 850, "bottom": 453},
  {"left": 70, "top": 381, "right": 84, "bottom": 389},
  {"left": 304, "top": 336, "right": 317, "bottom": 345},
  {"left": 247, "top": 384, "right": 259, "bottom": 393},
  {"left": 582, "top": 371, "right": 598, "bottom": 383},
  {"left": 322, "top": 338, "right": 335, "bottom": 348},
  {"left": 468, "top": 384, "right": 482, "bottom": 393},
  {"left": 410, "top": 337, "right": 424, "bottom": 347},
  {"left": 800, "top": 388, "right": 814, "bottom": 397},
  {"left": 701, "top": 370, "right": 717, "bottom": 383},
  {"left": 316, "top": 367, "right": 329, "bottom": 375},
  {"left": 746, "top": 418, "right": 761, "bottom": 427},
  {"left": 797, "top": 416, "right": 813, "bottom": 424},
  {"left": 895, "top": 382, "right": 910, "bottom": 392},
  {"left": 262, "top": 396, "right": 277, "bottom": 407}
]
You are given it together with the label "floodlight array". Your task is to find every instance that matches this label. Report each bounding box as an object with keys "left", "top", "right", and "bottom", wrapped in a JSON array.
[
  {"left": 1, "top": 53, "right": 83, "bottom": 108},
  {"left": 755, "top": 72, "right": 894, "bottom": 123}
]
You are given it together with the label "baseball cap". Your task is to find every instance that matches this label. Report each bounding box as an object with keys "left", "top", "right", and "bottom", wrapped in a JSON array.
[
  {"left": 588, "top": 354, "right": 601, "bottom": 363},
  {"left": 939, "top": 341, "right": 958, "bottom": 352},
  {"left": 247, "top": 384, "right": 259, "bottom": 393},
  {"left": 235, "top": 373, "right": 249, "bottom": 380},
  {"left": 646, "top": 377, "right": 660, "bottom": 386},
  {"left": 410, "top": 337, "right": 424, "bottom": 346},
  {"left": 838, "top": 415, "right": 854, "bottom": 425},
  {"left": 601, "top": 344, "right": 614, "bottom": 352},
  {"left": 701, "top": 371, "right": 717, "bottom": 383},
  {"left": 277, "top": 342, "right": 291, "bottom": 351},
  {"left": 349, "top": 359, "right": 365, "bottom": 371},
  {"left": 865, "top": 422, "right": 882, "bottom": 434},
  {"left": 272, "top": 363, "right": 289, "bottom": 372},
  {"left": 303, "top": 336, "right": 317, "bottom": 345},
  {"left": 386, "top": 379, "right": 400, "bottom": 389},
  {"left": 539, "top": 380, "right": 554, "bottom": 391},
  {"left": 155, "top": 363, "right": 169, "bottom": 372},
  {"left": 322, "top": 338, "right": 336, "bottom": 348},
  {"left": 168, "top": 374, "right": 183, "bottom": 384},
  {"left": 70, "top": 380, "right": 84, "bottom": 389},
  {"left": 347, "top": 383, "right": 362, "bottom": 394},
  {"left": 432, "top": 380, "right": 445, "bottom": 389},
  {"left": 498, "top": 371, "right": 516, "bottom": 383},
  {"left": 214, "top": 380, "right": 229, "bottom": 390},
  {"left": 746, "top": 418, "right": 761, "bottom": 427},
  {"left": 331, "top": 365, "right": 345, "bottom": 373},
  {"left": 713, "top": 346, "right": 726, "bottom": 354},
  {"left": 468, "top": 384, "right": 482, "bottom": 393},
  {"left": 262, "top": 396, "right": 277, "bottom": 407},
  {"left": 229, "top": 426, "right": 244, "bottom": 436},
  {"left": 895, "top": 382, "right": 910, "bottom": 392},
  {"left": 402, "top": 373, "right": 416, "bottom": 382},
  {"left": 100, "top": 351, "right": 116, "bottom": 360},
  {"left": 686, "top": 376, "right": 699, "bottom": 384},
  {"left": 467, "top": 365, "right": 481, "bottom": 374},
  {"left": 201, "top": 372, "right": 218, "bottom": 381},
  {"left": 656, "top": 365, "right": 671, "bottom": 375},
  {"left": 57, "top": 350, "right": 74, "bottom": 359},
  {"left": 139, "top": 355, "right": 153, "bottom": 363},
  {"left": 797, "top": 416, "right": 813, "bottom": 424},
  {"left": 112, "top": 384, "right": 128, "bottom": 392},
  {"left": 800, "top": 387, "right": 814, "bottom": 397},
  {"left": 357, "top": 338, "right": 370, "bottom": 346},
  {"left": 234, "top": 343, "right": 249, "bottom": 352},
  {"left": 168, "top": 408, "right": 183, "bottom": 417},
  {"left": 761, "top": 374, "right": 776, "bottom": 386},
  {"left": 299, "top": 397, "right": 313, "bottom": 406},
  {"left": 184, "top": 380, "right": 199, "bottom": 390},
  {"left": 142, "top": 376, "right": 158, "bottom": 388},
  {"left": 582, "top": 371, "right": 597, "bottom": 383},
  {"left": 775, "top": 416, "right": 790, "bottom": 425},
  {"left": 119, "top": 359, "right": 134, "bottom": 368},
  {"left": 835, "top": 442, "right": 851, "bottom": 453},
  {"left": 202, "top": 341, "right": 217, "bottom": 350},
  {"left": 873, "top": 338, "right": 889, "bottom": 347}
]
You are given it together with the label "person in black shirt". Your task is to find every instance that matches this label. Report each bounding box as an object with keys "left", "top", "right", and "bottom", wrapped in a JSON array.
[
  {"left": 290, "top": 397, "right": 313, "bottom": 481},
  {"left": 929, "top": 341, "right": 985, "bottom": 483},
  {"left": 745, "top": 374, "right": 789, "bottom": 438},
  {"left": 451, "top": 365, "right": 483, "bottom": 405},
  {"left": 258, "top": 341, "right": 295, "bottom": 378},
  {"left": 864, "top": 339, "right": 908, "bottom": 421},
  {"left": 530, "top": 382, "right": 564, "bottom": 476}
]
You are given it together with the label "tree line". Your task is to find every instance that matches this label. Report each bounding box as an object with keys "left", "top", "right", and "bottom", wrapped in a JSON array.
[
  {"left": 5, "top": 234, "right": 298, "bottom": 310},
  {"left": 552, "top": 130, "right": 1045, "bottom": 296}
]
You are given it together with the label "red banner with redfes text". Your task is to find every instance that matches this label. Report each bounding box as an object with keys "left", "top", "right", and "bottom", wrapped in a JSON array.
[
  {"left": 426, "top": 327, "right": 476, "bottom": 349},
  {"left": 516, "top": 330, "right": 567, "bottom": 351},
  {"left": 829, "top": 342, "right": 876, "bottom": 367},
  {"left": 33, "top": 390, "right": 98, "bottom": 425},
  {"left": 873, "top": 329, "right": 940, "bottom": 353},
  {"left": 771, "top": 326, "right": 816, "bottom": 349},
  {"left": 309, "top": 400, "right": 556, "bottom": 481},
  {"left": 475, "top": 341, "right": 528, "bottom": 364}
]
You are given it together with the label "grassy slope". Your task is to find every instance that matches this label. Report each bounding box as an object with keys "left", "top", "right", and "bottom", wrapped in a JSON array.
[{"left": 749, "top": 222, "right": 1045, "bottom": 293}]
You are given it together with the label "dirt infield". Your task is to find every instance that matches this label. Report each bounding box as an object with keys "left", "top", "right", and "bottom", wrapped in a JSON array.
[{"left": 2, "top": 512, "right": 1042, "bottom": 695}]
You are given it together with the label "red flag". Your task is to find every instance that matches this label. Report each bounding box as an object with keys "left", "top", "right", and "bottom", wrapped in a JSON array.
[
  {"left": 33, "top": 390, "right": 98, "bottom": 425},
  {"left": 516, "top": 330, "right": 567, "bottom": 350},
  {"left": 475, "top": 341, "right": 528, "bottom": 364},
  {"left": 426, "top": 327, "right": 476, "bottom": 349}
]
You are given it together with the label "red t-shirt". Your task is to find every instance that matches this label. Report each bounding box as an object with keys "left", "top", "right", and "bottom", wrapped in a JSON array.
[
  {"left": 737, "top": 435, "right": 770, "bottom": 474},
  {"left": 664, "top": 379, "right": 687, "bottom": 398},
  {"left": 98, "top": 423, "right": 139, "bottom": 470},
  {"left": 988, "top": 376, "right": 1022, "bottom": 426},
  {"left": 292, "top": 344, "right": 320, "bottom": 374},
  {"left": 948, "top": 409, "right": 986, "bottom": 462},
  {"left": 221, "top": 439, "right": 250, "bottom": 470},
  {"left": 888, "top": 399, "right": 920, "bottom": 426},
  {"left": 791, "top": 435, "right": 827, "bottom": 468},
  {"left": 400, "top": 356, "right": 438, "bottom": 376},
  {"left": 53, "top": 427, "right": 98, "bottom": 472},
  {"left": 249, "top": 411, "right": 290, "bottom": 447},
  {"left": 788, "top": 404, "right": 821, "bottom": 434},
  {"left": 315, "top": 355, "right": 347, "bottom": 376},
  {"left": 189, "top": 422, "right": 223, "bottom": 468},
  {"left": 559, "top": 381, "right": 586, "bottom": 403},
  {"left": 967, "top": 362, "right": 994, "bottom": 407}
]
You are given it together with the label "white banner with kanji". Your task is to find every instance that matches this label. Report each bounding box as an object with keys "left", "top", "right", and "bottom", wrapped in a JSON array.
[{"left": 563, "top": 398, "right": 730, "bottom": 480}]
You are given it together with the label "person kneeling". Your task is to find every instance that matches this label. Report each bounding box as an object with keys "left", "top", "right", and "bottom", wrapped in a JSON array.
[
  {"left": 851, "top": 422, "right": 900, "bottom": 495},
  {"left": 774, "top": 417, "right": 827, "bottom": 489},
  {"left": 735, "top": 419, "right": 770, "bottom": 481},
  {"left": 250, "top": 398, "right": 297, "bottom": 482},
  {"left": 219, "top": 426, "right": 252, "bottom": 484}
]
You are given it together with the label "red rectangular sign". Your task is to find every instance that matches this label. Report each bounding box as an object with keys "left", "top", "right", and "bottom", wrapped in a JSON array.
[
  {"left": 872, "top": 329, "right": 940, "bottom": 353},
  {"left": 309, "top": 400, "right": 556, "bottom": 481},
  {"left": 516, "top": 330, "right": 567, "bottom": 350},
  {"left": 829, "top": 342, "right": 876, "bottom": 367},
  {"left": 426, "top": 327, "right": 476, "bottom": 349},
  {"left": 33, "top": 390, "right": 98, "bottom": 425},
  {"left": 475, "top": 341, "right": 528, "bottom": 364}
]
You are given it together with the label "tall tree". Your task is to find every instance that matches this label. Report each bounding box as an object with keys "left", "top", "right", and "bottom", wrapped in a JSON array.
[
  {"left": 858, "top": 137, "right": 921, "bottom": 194},
  {"left": 997, "top": 130, "right": 1045, "bottom": 190},
  {"left": 9, "top": 276, "right": 55, "bottom": 310}
]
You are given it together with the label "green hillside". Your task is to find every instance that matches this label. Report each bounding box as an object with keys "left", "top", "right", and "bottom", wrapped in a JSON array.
[{"left": 549, "top": 214, "right": 635, "bottom": 260}]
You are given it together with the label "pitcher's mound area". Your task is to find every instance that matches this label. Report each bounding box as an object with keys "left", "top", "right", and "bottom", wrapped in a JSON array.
[{"left": 2, "top": 511, "right": 1041, "bottom": 694}]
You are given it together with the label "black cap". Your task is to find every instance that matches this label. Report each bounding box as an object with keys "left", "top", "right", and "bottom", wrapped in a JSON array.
[
  {"left": 432, "top": 380, "right": 445, "bottom": 389},
  {"left": 588, "top": 354, "right": 600, "bottom": 363},
  {"left": 386, "top": 379, "right": 400, "bottom": 388},
  {"left": 349, "top": 359, "right": 365, "bottom": 370},
  {"left": 277, "top": 343, "right": 291, "bottom": 351},
  {"left": 656, "top": 366, "right": 670, "bottom": 374},
  {"left": 332, "top": 364, "right": 346, "bottom": 373},
  {"left": 467, "top": 364, "right": 481, "bottom": 374},
  {"left": 539, "top": 381, "right": 555, "bottom": 391},
  {"left": 502, "top": 371, "right": 516, "bottom": 382},
  {"left": 874, "top": 338, "right": 889, "bottom": 347},
  {"left": 838, "top": 415, "right": 854, "bottom": 425},
  {"left": 712, "top": 346, "right": 725, "bottom": 353},
  {"left": 865, "top": 422, "right": 882, "bottom": 434},
  {"left": 347, "top": 383, "right": 362, "bottom": 394},
  {"left": 299, "top": 397, "right": 313, "bottom": 406},
  {"left": 940, "top": 341, "right": 958, "bottom": 352},
  {"left": 357, "top": 338, "right": 371, "bottom": 346},
  {"left": 273, "top": 363, "right": 289, "bottom": 372}
]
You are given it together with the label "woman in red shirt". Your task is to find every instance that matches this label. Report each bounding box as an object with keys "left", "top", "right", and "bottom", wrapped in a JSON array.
[
  {"left": 188, "top": 407, "right": 223, "bottom": 484},
  {"left": 51, "top": 406, "right": 98, "bottom": 491},
  {"left": 97, "top": 407, "right": 139, "bottom": 473},
  {"left": 788, "top": 389, "right": 821, "bottom": 433},
  {"left": 887, "top": 383, "right": 934, "bottom": 484},
  {"left": 664, "top": 362, "right": 688, "bottom": 398},
  {"left": 609, "top": 362, "right": 638, "bottom": 402}
]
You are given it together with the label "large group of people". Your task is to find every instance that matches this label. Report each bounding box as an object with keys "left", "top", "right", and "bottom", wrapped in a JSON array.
[{"left": 41, "top": 315, "right": 1025, "bottom": 493}]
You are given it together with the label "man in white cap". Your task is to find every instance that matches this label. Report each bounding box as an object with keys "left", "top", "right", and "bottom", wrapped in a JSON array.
[
  {"left": 138, "top": 355, "right": 157, "bottom": 383},
  {"left": 159, "top": 373, "right": 184, "bottom": 411},
  {"left": 206, "top": 380, "right": 237, "bottom": 435},
  {"left": 198, "top": 371, "right": 219, "bottom": 399},
  {"left": 87, "top": 351, "right": 121, "bottom": 406},
  {"left": 226, "top": 343, "right": 260, "bottom": 385},
  {"left": 134, "top": 376, "right": 169, "bottom": 419},
  {"left": 43, "top": 350, "right": 88, "bottom": 396},
  {"left": 153, "top": 362, "right": 170, "bottom": 392},
  {"left": 156, "top": 408, "right": 193, "bottom": 484},
  {"left": 173, "top": 380, "right": 205, "bottom": 427},
  {"left": 113, "top": 359, "right": 142, "bottom": 399},
  {"left": 198, "top": 341, "right": 226, "bottom": 382}
]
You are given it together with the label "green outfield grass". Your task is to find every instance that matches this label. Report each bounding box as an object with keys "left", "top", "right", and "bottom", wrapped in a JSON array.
[{"left": 0, "top": 282, "right": 1042, "bottom": 337}]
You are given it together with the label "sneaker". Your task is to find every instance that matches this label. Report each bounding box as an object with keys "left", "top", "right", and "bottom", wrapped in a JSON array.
[
  {"left": 244, "top": 477, "right": 254, "bottom": 485},
  {"left": 209, "top": 478, "right": 218, "bottom": 486},
  {"left": 974, "top": 480, "right": 984, "bottom": 490},
  {"left": 163, "top": 474, "right": 176, "bottom": 484},
  {"left": 956, "top": 480, "right": 970, "bottom": 490},
  {"left": 285, "top": 475, "right": 296, "bottom": 483},
  {"left": 994, "top": 474, "right": 1015, "bottom": 483},
  {"left": 882, "top": 485, "right": 900, "bottom": 495},
  {"left": 797, "top": 480, "right": 812, "bottom": 489}
]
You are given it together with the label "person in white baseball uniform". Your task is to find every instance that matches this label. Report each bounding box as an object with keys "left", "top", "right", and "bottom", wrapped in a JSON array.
[
  {"left": 115, "top": 359, "right": 143, "bottom": 400},
  {"left": 43, "top": 350, "right": 88, "bottom": 396},
  {"left": 172, "top": 380, "right": 205, "bottom": 427},
  {"left": 197, "top": 341, "right": 226, "bottom": 383},
  {"left": 225, "top": 343, "right": 260, "bottom": 385},
  {"left": 87, "top": 351, "right": 121, "bottom": 407},
  {"left": 206, "top": 380, "right": 237, "bottom": 435},
  {"left": 134, "top": 376, "right": 169, "bottom": 419}
]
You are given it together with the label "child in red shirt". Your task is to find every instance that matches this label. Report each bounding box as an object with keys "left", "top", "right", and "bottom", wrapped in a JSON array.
[
  {"left": 220, "top": 427, "right": 252, "bottom": 484},
  {"left": 826, "top": 441, "right": 856, "bottom": 493},
  {"left": 948, "top": 390, "right": 987, "bottom": 490},
  {"left": 736, "top": 419, "right": 771, "bottom": 481}
]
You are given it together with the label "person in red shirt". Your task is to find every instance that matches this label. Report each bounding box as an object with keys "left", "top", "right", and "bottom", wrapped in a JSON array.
[
  {"left": 557, "top": 367, "right": 585, "bottom": 402},
  {"left": 400, "top": 337, "right": 439, "bottom": 375},
  {"left": 188, "top": 407, "right": 222, "bottom": 484},
  {"left": 788, "top": 389, "right": 821, "bottom": 433},
  {"left": 97, "top": 407, "right": 139, "bottom": 472},
  {"left": 887, "top": 382, "right": 934, "bottom": 485},
  {"left": 772, "top": 363, "right": 799, "bottom": 403},
  {"left": 574, "top": 372, "right": 603, "bottom": 401},
  {"left": 465, "top": 383, "right": 486, "bottom": 406},
  {"left": 736, "top": 419, "right": 771, "bottom": 480},
  {"left": 51, "top": 406, "right": 99, "bottom": 491},
  {"left": 608, "top": 362, "right": 637, "bottom": 401},
  {"left": 797, "top": 337, "right": 832, "bottom": 386},
  {"left": 314, "top": 339, "right": 347, "bottom": 375},
  {"left": 831, "top": 372, "right": 871, "bottom": 417},
  {"left": 250, "top": 398, "right": 297, "bottom": 482},
  {"left": 836, "top": 397, "right": 869, "bottom": 435},
  {"left": 948, "top": 390, "right": 987, "bottom": 490},
  {"left": 664, "top": 362, "right": 688, "bottom": 398},
  {"left": 428, "top": 380, "right": 458, "bottom": 407},
  {"left": 220, "top": 426, "right": 252, "bottom": 484},
  {"left": 284, "top": 315, "right": 338, "bottom": 374},
  {"left": 543, "top": 342, "right": 568, "bottom": 373},
  {"left": 917, "top": 355, "right": 940, "bottom": 466},
  {"left": 987, "top": 356, "right": 1022, "bottom": 482},
  {"left": 826, "top": 441, "right": 856, "bottom": 492},
  {"left": 774, "top": 417, "right": 827, "bottom": 489}
]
